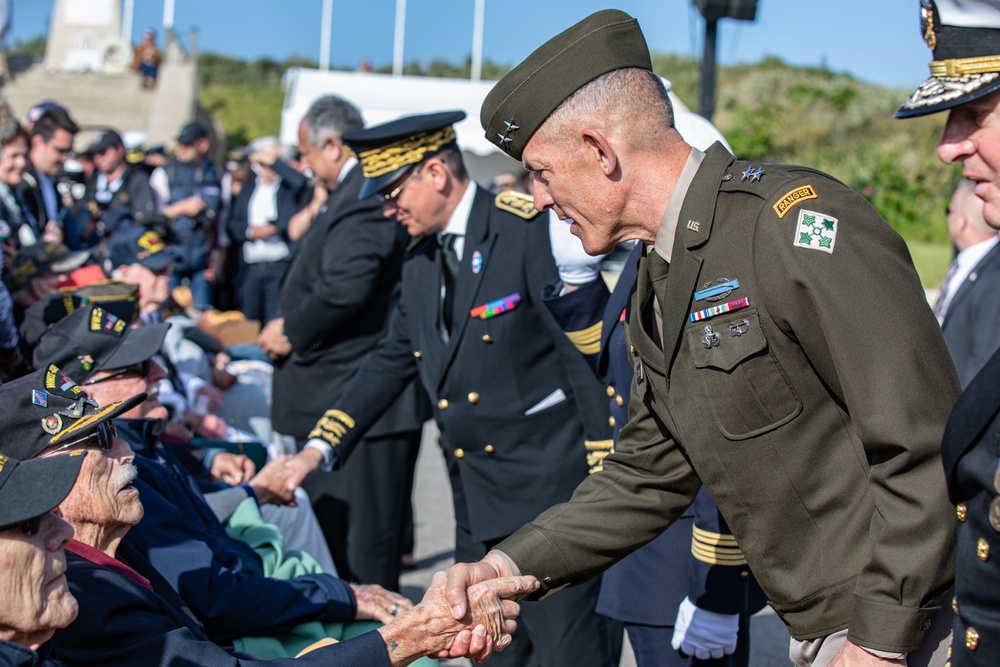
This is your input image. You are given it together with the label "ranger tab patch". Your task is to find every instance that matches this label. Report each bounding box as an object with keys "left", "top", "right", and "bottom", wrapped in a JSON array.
[
  {"left": 773, "top": 185, "right": 818, "bottom": 219},
  {"left": 495, "top": 191, "right": 539, "bottom": 219},
  {"left": 793, "top": 209, "right": 838, "bottom": 254}
]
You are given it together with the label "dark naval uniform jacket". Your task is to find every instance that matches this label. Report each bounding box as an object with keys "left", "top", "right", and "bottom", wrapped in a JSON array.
[
  {"left": 498, "top": 143, "right": 959, "bottom": 654},
  {"left": 272, "top": 163, "right": 427, "bottom": 440},
  {"left": 941, "top": 239, "right": 1000, "bottom": 387},
  {"left": 941, "top": 345, "right": 1000, "bottom": 666},
  {"left": 312, "top": 185, "right": 611, "bottom": 543},
  {"left": 543, "top": 243, "right": 765, "bottom": 634},
  {"left": 52, "top": 540, "right": 390, "bottom": 667}
]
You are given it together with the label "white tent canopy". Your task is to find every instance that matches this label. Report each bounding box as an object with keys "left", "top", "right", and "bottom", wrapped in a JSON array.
[{"left": 280, "top": 67, "right": 697, "bottom": 185}]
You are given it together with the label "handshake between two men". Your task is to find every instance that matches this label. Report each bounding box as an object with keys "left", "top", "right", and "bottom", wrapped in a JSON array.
[{"left": 377, "top": 569, "right": 538, "bottom": 666}]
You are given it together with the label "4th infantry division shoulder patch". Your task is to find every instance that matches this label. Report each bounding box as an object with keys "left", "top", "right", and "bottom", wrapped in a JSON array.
[{"left": 793, "top": 209, "right": 838, "bottom": 254}]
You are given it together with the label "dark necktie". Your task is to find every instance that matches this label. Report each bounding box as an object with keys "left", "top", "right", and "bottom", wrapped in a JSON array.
[
  {"left": 934, "top": 258, "right": 958, "bottom": 321},
  {"left": 441, "top": 233, "right": 460, "bottom": 338}
]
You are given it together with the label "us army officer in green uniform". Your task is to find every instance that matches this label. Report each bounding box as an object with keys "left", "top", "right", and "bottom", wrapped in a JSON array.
[{"left": 444, "top": 10, "right": 960, "bottom": 667}]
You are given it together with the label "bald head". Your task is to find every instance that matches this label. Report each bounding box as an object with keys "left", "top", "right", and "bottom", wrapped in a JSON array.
[{"left": 949, "top": 180, "right": 999, "bottom": 250}]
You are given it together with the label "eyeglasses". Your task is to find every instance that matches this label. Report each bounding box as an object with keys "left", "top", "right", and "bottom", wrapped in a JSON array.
[
  {"left": 0, "top": 515, "right": 42, "bottom": 538},
  {"left": 376, "top": 167, "right": 420, "bottom": 204},
  {"left": 85, "top": 360, "right": 151, "bottom": 386},
  {"left": 47, "top": 140, "right": 73, "bottom": 157},
  {"left": 41, "top": 419, "right": 118, "bottom": 458}
]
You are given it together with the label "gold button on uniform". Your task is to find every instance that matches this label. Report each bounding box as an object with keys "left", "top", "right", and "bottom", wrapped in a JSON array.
[
  {"left": 977, "top": 538, "right": 989, "bottom": 561},
  {"left": 990, "top": 497, "right": 1000, "bottom": 532},
  {"left": 468, "top": 392, "right": 480, "bottom": 404},
  {"left": 484, "top": 444, "right": 495, "bottom": 454},
  {"left": 454, "top": 448, "right": 465, "bottom": 459},
  {"left": 482, "top": 335, "right": 493, "bottom": 343},
  {"left": 957, "top": 503, "right": 967, "bottom": 522},
  {"left": 966, "top": 626, "right": 979, "bottom": 651},
  {"left": 606, "top": 385, "right": 615, "bottom": 397},
  {"left": 615, "top": 395, "right": 624, "bottom": 407},
  {"left": 608, "top": 416, "right": 616, "bottom": 427},
  {"left": 437, "top": 399, "right": 449, "bottom": 410},
  {"left": 413, "top": 350, "right": 423, "bottom": 359}
]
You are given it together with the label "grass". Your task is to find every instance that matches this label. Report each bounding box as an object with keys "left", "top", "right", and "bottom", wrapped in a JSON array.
[
  {"left": 201, "top": 85, "right": 285, "bottom": 149},
  {"left": 906, "top": 239, "right": 952, "bottom": 288}
]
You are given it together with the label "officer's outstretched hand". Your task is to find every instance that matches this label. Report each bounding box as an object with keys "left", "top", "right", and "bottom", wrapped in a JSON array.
[
  {"left": 548, "top": 210, "right": 607, "bottom": 286},
  {"left": 670, "top": 597, "right": 739, "bottom": 660}
]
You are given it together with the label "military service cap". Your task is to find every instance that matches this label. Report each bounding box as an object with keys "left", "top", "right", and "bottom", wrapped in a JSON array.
[
  {"left": 0, "top": 365, "right": 145, "bottom": 460},
  {"left": 480, "top": 9, "right": 651, "bottom": 160},
  {"left": 897, "top": 0, "right": 1000, "bottom": 118},
  {"left": 341, "top": 111, "right": 466, "bottom": 200}
]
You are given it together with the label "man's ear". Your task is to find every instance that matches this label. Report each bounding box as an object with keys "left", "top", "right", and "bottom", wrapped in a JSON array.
[
  {"left": 322, "top": 136, "right": 344, "bottom": 164},
  {"left": 581, "top": 128, "right": 618, "bottom": 177},
  {"left": 424, "top": 159, "right": 450, "bottom": 192}
]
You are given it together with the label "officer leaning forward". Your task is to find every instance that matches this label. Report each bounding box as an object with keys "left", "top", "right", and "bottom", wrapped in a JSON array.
[
  {"left": 442, "top": 9, "right": 960, "bottom": 667},
  {"left": 299, "top": 111, "right": 617, "bottom": 667},
  {"left": 149, "top": 122, "right": 221, "bottom": 309},
  {"left": 897, "top": 1, "right": 1000, "bottom": 665}
]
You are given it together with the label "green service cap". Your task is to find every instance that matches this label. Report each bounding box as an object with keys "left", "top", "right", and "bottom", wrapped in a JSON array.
[{"left": 480, "top": 9, "right": 651, "bottom": 161}]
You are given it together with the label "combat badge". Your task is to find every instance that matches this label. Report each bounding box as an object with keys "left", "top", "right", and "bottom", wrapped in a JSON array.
[
  {"left": 793, "top": 210, "right": 838, "bottom": 254},
  {"left": 773, "top": 185, "right": 818, "bottom": 219},
  {"left": 494, "top": 191, "right": 538, "bottom": 219},
  {"left": 694, "top": 279, "right": 739, "bottom": 302},
  {"left": 700, "top": 325, "right": 721, "bottom": 349}
]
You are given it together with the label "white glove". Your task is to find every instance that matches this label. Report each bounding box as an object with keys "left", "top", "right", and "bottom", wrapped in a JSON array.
[
  {"left": 548, "top": 210, "right": 607, "bottom": 285},
  {"left": 670, "top": 596, "right": 739, "bottom": 660}
]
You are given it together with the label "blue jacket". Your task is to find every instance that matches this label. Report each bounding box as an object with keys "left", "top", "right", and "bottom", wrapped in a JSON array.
[
  {"left": 542, "top": 243, "right": 765, "bottom": 625},
  {"left": 50, "top": 543, "right": 389, "bottom": 667},
  {"left": 116, "top": 418, "right": 356, "bottom": 642}
]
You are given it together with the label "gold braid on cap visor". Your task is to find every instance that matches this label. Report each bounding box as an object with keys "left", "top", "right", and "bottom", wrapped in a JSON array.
[
  {"left": 357, "top": 126, "right": 457, "bottom": 179},
  {"left": 930, "top": 55, "right": 1000, "bottom": 77}
]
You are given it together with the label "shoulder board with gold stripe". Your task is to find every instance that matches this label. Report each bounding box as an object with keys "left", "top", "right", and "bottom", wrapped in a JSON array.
[{"left": 494, "top": 191, "right": 540, "bottom": 220}]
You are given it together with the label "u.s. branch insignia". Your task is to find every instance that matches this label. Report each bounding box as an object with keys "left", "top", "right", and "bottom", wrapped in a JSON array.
[{"left": 494, "top": 191, "right": 539, "bottom": 219}]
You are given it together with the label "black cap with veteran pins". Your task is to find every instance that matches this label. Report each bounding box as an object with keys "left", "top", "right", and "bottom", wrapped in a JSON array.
[
  {"left": 341, "top": 111, "right": 466, "bottom": 200},
  {"left": 108, "top": 226, "right": 172, "bottom": 271},
  {"left": 480, "top": 9, "right": 652, "bottom": 161},
  {"left": 0, "top": 452, "right": 83, "bottom": 529},
  {"left": 33, "top": 302, "right": 168, "bottom": 384},
  {"left": 7, "top": 242, "right": 90, "bottom": 291},
  {"left": 897, "top": 0, "right": 1000, "bottom": 118},
  {"left": 0, "top": 365, "right": 145, "bottom": 461}
]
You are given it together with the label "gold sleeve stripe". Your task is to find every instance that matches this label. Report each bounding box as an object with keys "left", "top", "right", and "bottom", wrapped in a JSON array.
[
  {"left": 566, "top": 322, "right": 602, "bottom": 345},
  {"left": 585, "top": 439, "right": 614, "bottom": 451},
  {"left": 322, "top": 410, "right": 355, "bottom": 429},
  {"left": 691, "top": 543, "right": 748, "bottom": 565},
  {"left": 693, "top": 526, "right": 739, "bottom": 547}
]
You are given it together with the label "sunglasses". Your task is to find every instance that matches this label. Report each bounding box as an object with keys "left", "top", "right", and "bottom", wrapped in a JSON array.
[
  {"left": 376, "top": 167, "right": 421, "bottom": 204},
  {"left": 85, "top": 360, "right": 150, "bottom": 386},
  {"left": 41, "top": 419, "right": 118, "bottom": 458},
  {"left": 0, "top": 514, "right": 42, "bottom": 538}
]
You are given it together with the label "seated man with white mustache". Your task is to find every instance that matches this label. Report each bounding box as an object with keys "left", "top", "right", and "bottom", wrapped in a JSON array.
[{"left": 0, "top": 367, "right": 536, "bottom": 667}]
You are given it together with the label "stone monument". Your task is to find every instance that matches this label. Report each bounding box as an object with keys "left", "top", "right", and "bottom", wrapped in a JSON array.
[{"left": 44, "top": 0, "right": 132, "bottom": 73}]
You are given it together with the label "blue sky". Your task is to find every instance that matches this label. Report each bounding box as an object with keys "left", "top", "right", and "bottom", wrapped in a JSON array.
[{"left": 11, "top": 1, "right": 930, "bottom": 90}]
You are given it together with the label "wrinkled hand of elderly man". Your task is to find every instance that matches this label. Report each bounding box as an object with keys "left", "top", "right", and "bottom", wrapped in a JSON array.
[{"left": 377, "top": 570, "right": 538, "bottom": 666}]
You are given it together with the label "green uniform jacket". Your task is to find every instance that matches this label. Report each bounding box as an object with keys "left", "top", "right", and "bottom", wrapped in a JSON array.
[{"left": 499, "top": 143, "right": 959, "bottom": 654}]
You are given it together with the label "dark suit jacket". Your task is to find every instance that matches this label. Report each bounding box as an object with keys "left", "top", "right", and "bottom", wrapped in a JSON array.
[
  {"left": 226, "top": 160, "right": 310, "bottom": 256},
  {"left": 51, "top": 544, "right": 390, "bottom": 667},
  {"left": 543, "top": 244, "right": 763, "bottom": 627},
  {"left": 500, "top": 144, "right": 958, "bottom": 652},
  {"left": 272, "top": 163, "right": 427, "bottom": 439},
  {"left": 17, "top": 162, "right": 61, "bottom": 234},
  {"left": 316, "top": 185, "right": 611, "bottom": 543},
  {"left": 117, "top": 419, "right": 356, "bottom": 643},
  {"left": 940, "top": 346, "right": 1000, "bottom": 667},
  {"left": 942, "top": 239, "right": 1000, "bottom": 387}
]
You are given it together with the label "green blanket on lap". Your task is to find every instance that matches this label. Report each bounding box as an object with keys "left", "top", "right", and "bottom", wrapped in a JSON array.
[{"left": 223, "top": 497, "right": 433, "bottom": 664}]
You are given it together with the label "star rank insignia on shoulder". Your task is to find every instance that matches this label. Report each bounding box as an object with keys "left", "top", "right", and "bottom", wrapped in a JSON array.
[{"left": 494, "top": 190, "right": 540, "bottom": 219}]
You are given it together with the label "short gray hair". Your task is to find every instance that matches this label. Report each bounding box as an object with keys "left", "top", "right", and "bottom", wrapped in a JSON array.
[{"left": 302, "top": 95, "right": 364, "bottom": 147}]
